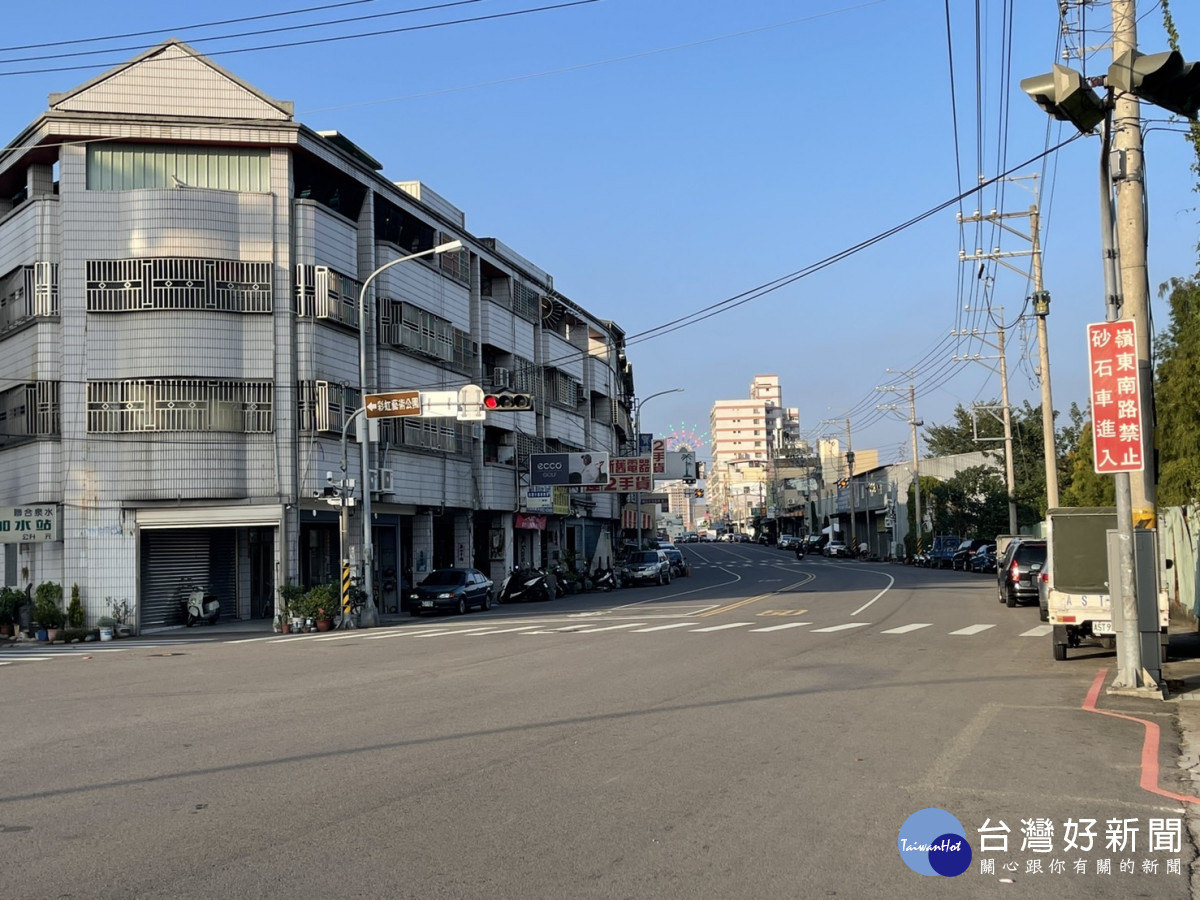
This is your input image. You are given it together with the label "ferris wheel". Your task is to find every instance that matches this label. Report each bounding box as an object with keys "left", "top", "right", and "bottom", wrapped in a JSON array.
[{"left": 660, "top": 423, "right": 710, "bottom": 460}]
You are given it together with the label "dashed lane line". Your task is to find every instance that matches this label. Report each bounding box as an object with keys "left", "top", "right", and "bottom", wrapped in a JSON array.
[
  {"left": 690, "top": 622, "right": 755, "bottom": 633},
  {"left": 880, "top": 623, "right": 933, "bottom": 635},
  {"left": 949, "top": 624, "right": 996, "bottom": 636},
  {"left": 810, "top": 623, "right": 872, "bottom": 633},
  {"left": 748, "top": 622, "right": 812, "bottom": 633}
]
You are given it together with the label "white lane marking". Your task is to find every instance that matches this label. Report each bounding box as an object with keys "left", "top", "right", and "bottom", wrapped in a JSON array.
[
  {"left": 1021, "top": 625, "right": 1054, "bottom": 637},
  {"left": 690, "top": 622, "right": 754, "bottom": 633},
  {"left": 612, "top": 567, "right": 743, "bottom": 610},
  {"left": 363, "top": 629, "right": 458, "bottom": 640},
  {"left": 632, "top": 622, "right": 698, "bottom": 633},
  {"left": 413, "top": 627, "right": 499, "bottom": 638},
  {"left": 810, "top": 623, "right": 871, "bottom": 633},
  {"left": 467, "top": 627, "right": 545, "bottom": 635},
  {"left": 950, "top": 624, "right": 996, "bottom": 636},
  {"left": 572, "top": 623, "right": 647, "bottom": 634},
  {"left": 851, "top": 571, "right": 897, "bottom": 616},
  {"left": 748, "top": 622, "right": 812, "bottom": 632},
  {"left": 880, "top": 623, "right": 933, "bottom": 635},
  {"left": 314, "top": 632, "right": 369, "bottom": 642}
]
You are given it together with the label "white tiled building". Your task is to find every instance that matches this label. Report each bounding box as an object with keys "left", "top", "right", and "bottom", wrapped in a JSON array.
[{"left": 0, "top": 40, "right": 634, "bottom": 629}]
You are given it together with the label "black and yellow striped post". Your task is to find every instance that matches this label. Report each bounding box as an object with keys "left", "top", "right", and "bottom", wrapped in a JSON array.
[{"left": 341, "top": 562, "right": 352, "bottom": 617}]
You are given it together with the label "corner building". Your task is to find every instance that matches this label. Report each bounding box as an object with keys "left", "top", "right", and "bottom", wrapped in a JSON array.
[{"left": 0, "top": 40, "right": 634, "bottom": 628}]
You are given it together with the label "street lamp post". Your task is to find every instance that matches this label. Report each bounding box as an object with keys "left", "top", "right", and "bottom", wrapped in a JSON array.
[
  {"left": 634, "top": 388, "right": 683, "bottom": 549},
  {"left": 846, "top": 449, "right": 856, "bottom": 554},
  {"left": 356, "top": 239, "right": 462, "bottom": 627}
]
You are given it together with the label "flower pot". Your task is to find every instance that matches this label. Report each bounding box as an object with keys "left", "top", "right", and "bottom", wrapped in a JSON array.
[
  {"left": 99, "top": 626, "right": 114, "bottom": 642},
  {"left": 35, "top": 628, "right": 48, "bottom": 642},
  {"left": 281, "top": 622, "right": 292, "bottom": 635},
  {"left": 315, "top": 617, "right": 333, "bottom": 632},
  {"left": 45, "top": 628, "right": 60, "bottom": 642}
]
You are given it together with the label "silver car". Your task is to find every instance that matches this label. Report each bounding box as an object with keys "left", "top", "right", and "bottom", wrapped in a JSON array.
[{"left": 625, "top": 549, "right": 672, "bottom": 586}]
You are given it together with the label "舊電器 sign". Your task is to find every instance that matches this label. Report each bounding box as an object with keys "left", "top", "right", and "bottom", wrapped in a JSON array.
[{"left": 529, "top": 452, "right": 610, "bottom": 486}]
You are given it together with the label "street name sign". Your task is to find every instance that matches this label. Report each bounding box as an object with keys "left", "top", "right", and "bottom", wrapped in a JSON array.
[{"left": 364, "top": 390, "right": 421, "bottom": 419}]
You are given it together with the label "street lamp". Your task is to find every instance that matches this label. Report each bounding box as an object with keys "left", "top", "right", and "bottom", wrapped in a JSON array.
[
  {"left": 356, "top": 239, "right": 463, "bottom": 627},
  {"left": 634, "top": 387, "right": 683, "bottom": 549},
  {"left": 846, "top": 449, "right": 856, "bottom": 554}
]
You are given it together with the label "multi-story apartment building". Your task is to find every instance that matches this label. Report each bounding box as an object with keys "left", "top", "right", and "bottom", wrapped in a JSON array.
[
  {"left": 708, "top": 376, "right": 800, "bottom": 533},
  {"left": 0, "top": 40, "right": 634, "bottom": 629}
]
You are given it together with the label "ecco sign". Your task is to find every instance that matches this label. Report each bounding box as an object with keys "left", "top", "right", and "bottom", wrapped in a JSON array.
[{"left": 529, "top": 452, "right": 610, "bottom": 486}]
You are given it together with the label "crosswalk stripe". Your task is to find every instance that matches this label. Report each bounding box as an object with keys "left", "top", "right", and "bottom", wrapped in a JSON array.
[
  {"left": 1021, "top": 625, "right": 1054, "bottom": 637},
  {"left": 810, "top": 623, "right": 871, "bottom": 633},
  {"left": 749, "top": 622, "right": 812, "bottom": 632},
  {"left": 467, "top": 627, "right": 544, "bottom": 635},
  {"left": 949, "top": 624, "right": 995, "bottom": 635},
  {"left": 633, "top": 623, "right": 697, "bottom": 633},
  {"left": 690, "top": 622, "right": 754, "bottom": 633},
  {"left": 413, "top": 627, "right": 499, "bottom": 637},
  {"left": 880, "top": 624, "right": 932, "bottom": 634},
  {"left": 573, "top": 623, "right": 647, "bottom": 634}
]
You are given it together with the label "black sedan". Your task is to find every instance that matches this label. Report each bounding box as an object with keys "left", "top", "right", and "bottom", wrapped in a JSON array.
[{"left": 409, "top": 568, "right": 494, "bottom": 616}]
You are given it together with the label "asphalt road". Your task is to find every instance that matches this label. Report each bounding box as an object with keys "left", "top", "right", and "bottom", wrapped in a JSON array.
[{"left": 3, "top": 542, "right": 1198, "bottom": 898}]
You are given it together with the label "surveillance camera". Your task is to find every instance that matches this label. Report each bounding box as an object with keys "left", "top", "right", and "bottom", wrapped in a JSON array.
[
  {"left": 312, "top": 490, "right": 322, "bottom": 499},
  {"left": 325, "top": 471, "right": 334, "bottom": 483}
]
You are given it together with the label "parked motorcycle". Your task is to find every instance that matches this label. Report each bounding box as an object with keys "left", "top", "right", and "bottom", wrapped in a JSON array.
[
  {"left": 498, "top": 567, "right": 552, "bottom": 603},
  {"left": 593, "top": 566, "right": 621, "bottom": 592},
  {"left": 180, "top": 584, "right": 220, "bottom": 626}
]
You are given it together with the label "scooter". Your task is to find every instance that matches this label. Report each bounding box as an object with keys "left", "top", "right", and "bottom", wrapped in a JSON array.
[
  {"left": 181, "top": 584, "right": 220, "bottom": 626},
  {"left": 593, "top": 567, "right": 621, "bottom": 592},
  {"left": 498, "top": 567, "right": 552, "bottom": 603}
]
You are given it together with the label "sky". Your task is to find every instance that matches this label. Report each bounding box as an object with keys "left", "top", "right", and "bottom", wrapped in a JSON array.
[{"left": 4, "top": 0, "right": 1200, "bottom": 466}]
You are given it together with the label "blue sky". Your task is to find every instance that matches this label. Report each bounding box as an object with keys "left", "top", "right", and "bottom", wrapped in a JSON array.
[{"left": 4, "top": 0, "right": 1200, "bottom": 465}]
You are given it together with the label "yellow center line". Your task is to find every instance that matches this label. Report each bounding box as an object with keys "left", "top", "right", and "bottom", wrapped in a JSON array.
[{"left": 698, "top": 574, "right": 814, "bottom": 617}]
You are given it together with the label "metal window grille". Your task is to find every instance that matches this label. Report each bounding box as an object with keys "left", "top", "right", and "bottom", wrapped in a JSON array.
[
  {"left": 380, "top": 300, "right": 455, "bottom": 362},
  {"left": 297, "top": 380, "right": 359, "bottom": 434},
  {"left": 294, "top": 265, "right": 360, "bottom": 326},
  {"left": 437, "top": 234, "right": 470, "bottom": 284},
  {"left": 511, "top": 357, "right": 535, "bottom": 393},
  {"left": 86, "top": 379, "right": 273, "bottom": 433},
  {"left": 0, "top": 263, "right": 59, "bottom": 333},
  {"left": 513, "top": 281, "right": 540, "bottom": 321},
  {"left": 0, "top": 382, "right": 60, "bottom": 444},
  {"left": 87, "top": 258, "right": 271, "bottom": 313}
]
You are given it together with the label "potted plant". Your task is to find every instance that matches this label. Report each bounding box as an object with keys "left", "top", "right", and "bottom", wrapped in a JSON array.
[
  {"left": 0, "top": 586, "right": 22, "bottom": 638},
  {"left": 307, "top": 583, "right": 339, "bottom": 631},
  {"left": 33, "top": 581, "right": 64, "bottom": 641},
  {"left": 67, "top": 583, "right": 85, "bottom": 629},
  {"left": 278, "top": 583, "right": 307, "bottom": 634}
]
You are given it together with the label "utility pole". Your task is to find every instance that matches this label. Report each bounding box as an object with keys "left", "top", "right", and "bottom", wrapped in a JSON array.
[
  {"left": 845, "top": 418, "right": 857, "bottom": 553},
  {"left": 997, "top": 327, "right": 1019, "bottom": 535},
  {"left": 875, "top": 373, "right": 923, "bottom": 559},
  {"left": 1030, "top": 205, "right": 1059, "bottom": 509},
  {"left": 958, "top": 183, "right": 1058, "bottom": 513},
  {"left": 1111, "top": 0, "right": 1157, "bottom": 525}
]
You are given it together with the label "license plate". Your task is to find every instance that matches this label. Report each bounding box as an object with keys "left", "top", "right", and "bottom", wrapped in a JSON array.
[
  {"left": 421, "top": 600, "right": 434, "bottom": 608},
  {"left": 1092, "top": 620, "right": 1114, "bottom": 635}
]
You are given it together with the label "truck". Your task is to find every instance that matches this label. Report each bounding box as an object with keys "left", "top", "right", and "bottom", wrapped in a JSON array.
[
  {"left": 1045, "top": 507, "right": 1168, "bottom": 664},
  {"left": 928, "top": 535, "right": 963, "bottom": 569}
]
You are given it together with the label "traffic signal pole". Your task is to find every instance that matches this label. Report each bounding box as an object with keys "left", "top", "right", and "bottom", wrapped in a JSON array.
[{"left": 1111, "top": 0, "right": 1157, "bottom": 525}]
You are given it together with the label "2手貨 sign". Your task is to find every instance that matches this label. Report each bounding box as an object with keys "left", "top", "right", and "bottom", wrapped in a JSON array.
[{"left": 1087, "top": 320, "right": 1144, "bottom": 474}]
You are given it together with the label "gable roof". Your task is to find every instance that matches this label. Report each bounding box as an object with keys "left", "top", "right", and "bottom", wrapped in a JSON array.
[{"left": 47, "top": 39, "right": 293, "bottom": 120}]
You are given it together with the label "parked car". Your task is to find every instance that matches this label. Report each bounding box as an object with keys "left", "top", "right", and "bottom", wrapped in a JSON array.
[
  {"left": 802, "top": 535, "right": 827, "bottom": 555},
  {"left": 738, "top": 533, "right": 751, "bottom": 543},
  {"left": 1037, "top": 558, "right": 1051, "bottom": 622},
  {"left": 952, "top": 539, "right": 989, "bottom": 571},
  {"left": 778, "top": 535, "right": 800, "bottom": 551},
  {"left": 969, "top": 543, "right": 997, "bottom": 574},
  {"left": 659, "top": 544, "right": 688, "bottom": 577},
  {"left": 997, "top": 539, "right": 1047, "bottom": 608},
  {"left": 824, "top": 541, "right": 850, "bottom": 558},
  {"left": 410, "top": 568, "right": 494, "bottom": 616},
  {"left": 625, "top": 549, "right": 673, "bottom": 585}
]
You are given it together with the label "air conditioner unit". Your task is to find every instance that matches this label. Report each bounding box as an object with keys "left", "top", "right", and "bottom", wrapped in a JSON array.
[
  {"left": 370, "top": 469, "right": 393, "bottom": 493},
  {"left": 492, "top": 367, "right": 511, "bottom": 389}
]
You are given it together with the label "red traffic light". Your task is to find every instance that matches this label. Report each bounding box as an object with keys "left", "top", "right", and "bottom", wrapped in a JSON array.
[{"left": 482, "top": 391, "right": 532, "bottom": 411}]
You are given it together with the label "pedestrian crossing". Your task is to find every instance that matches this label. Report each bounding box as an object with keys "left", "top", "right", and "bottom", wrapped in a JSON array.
[{"left": 0, "top": 622, "right": 1059, "bottom": 665}]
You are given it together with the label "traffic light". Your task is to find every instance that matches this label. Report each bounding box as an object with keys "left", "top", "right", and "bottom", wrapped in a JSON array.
[
  {"left": 693, "top": 489, "right": 705, "bottom": 498},
  {"left": 482, "top": 390, "right": 533, "bottom": 411},
  {"left": 1020, "top": 64, "right": 1105, "bottom": 133},
  {"left": 1108, "top": 49, "right": 1200, "bottom": 119}
]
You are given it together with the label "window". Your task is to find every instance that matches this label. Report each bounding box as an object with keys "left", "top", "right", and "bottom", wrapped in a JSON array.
[
  {"left": 298, "top": 381, "right": 360, "bottom": 435},
  {"left": 295, "top": 265, "right": 360, "bottom": 325},
  {"left": 377, "top": 417, "right": 469, "bottom": 454},
  {"left": 0, "top": 263, "right": 58, "bottom": 332},
  {"left": 0, "top": 382, "right": 59, "bottom": 446},
  {"left": 87, "top": 380, "right": 273, "bottom": 433},
  {"left": 380, "top": 299, "right": 474, "bottom": 370},
  {"left": 86, "top": 144, "right": 271, "bottom": 192},
  {"left": 87, "top": 258, "right": 272, "bottom": 313}
]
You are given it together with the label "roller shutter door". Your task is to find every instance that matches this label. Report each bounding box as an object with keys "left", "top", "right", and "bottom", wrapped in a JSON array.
[{"left": 140, "top": 529, "right": 238, "bottom": 628}]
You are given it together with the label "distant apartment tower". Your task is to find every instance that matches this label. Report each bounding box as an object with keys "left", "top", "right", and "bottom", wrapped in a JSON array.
[{"left": 709, "top": 376, "right": 799, "bottom": 530}]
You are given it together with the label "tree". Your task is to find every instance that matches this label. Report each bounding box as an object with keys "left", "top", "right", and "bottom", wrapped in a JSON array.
[
  {"left": 1153, "top": 276, "right": 1200, "bottom": 505},
  {"left": 1059, "top": 421, "right": 1116, "bottom": 507}
]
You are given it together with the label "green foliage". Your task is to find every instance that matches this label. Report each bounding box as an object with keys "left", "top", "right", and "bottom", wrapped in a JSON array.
[
  {"left": 1154, "top": 276, "right": 1200, "bottom": 505},
  {"left": 33, "top": 581, "right": 64, "bottom": 629},
  {"left": 67, "top": 583, "right": 85, "bottom": 629},
  {"left": 0, "top": 586, "right": 24, "bottom": 625},
  {"left": 1059, "top": 421, "right": 1116, "bottom": 507},
  {"left": 278, "top": 582, "right": 307, "bottom": 617},
  {"left": 105, "top": 597, "right": 132, "bottom": 624},
  {"left": 292, "top": 584, "right": 338, "bottom": 620}
]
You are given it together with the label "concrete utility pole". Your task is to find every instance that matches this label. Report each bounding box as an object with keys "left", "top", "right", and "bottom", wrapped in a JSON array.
[
  {"left": 958, "top": 185, "right": 1058, "bottom": 513},
  {"left": 1111, "top": 0, "right": 1157, "bottom": 524},
  {"left": 875, "top": 373, "right": 922, "bottom": 558},
  {"left": 1029, "top": 205, "right": 1059, "bottom": 509},
  {"left": 845, "top": 418, "right": 857, "bottom": 553},
  {"left": 997, "top": 327, "right": 1019, "bottom": 536}
]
